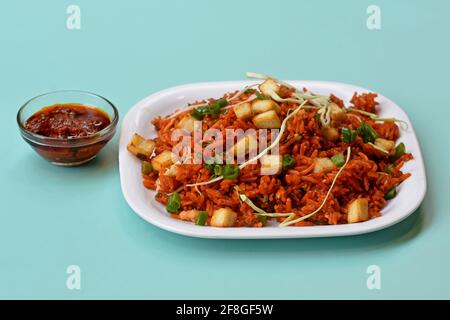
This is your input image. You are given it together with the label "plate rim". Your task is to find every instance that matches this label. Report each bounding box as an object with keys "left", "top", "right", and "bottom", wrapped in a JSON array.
[{"left": 119, "top": 80, "right": 427, "bottom": 239}]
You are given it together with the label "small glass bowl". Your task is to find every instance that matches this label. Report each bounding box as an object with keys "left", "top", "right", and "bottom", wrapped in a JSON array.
[{"left": 17, "top": 90, "right": 119, "bottom": 166}]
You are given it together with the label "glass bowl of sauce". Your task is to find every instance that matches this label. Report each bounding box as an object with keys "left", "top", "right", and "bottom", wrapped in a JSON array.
[{"left": 17, "top": 90, "right": 119, "bottom": 166}]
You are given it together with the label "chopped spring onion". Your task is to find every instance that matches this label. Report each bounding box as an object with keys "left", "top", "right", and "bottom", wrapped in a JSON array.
[
  {"left": 166, "top": 192, "right": 181, "bottom": 214},
  {"left": 169, "top": 84, "right": 259, "bottom": 120},
  {"left": 188, "top": 162, "right": 238, "bottom": 187},
  {"left": 196, "top": 211, "right": 209, "bottom": 226},
  {"left": 168, "top": 102, "right": 208, "bottom": 120},
  {"left": 358, "top": 121, "right": 378, "bottom": 143},
  {"left": 256, "top": 92, "right": 271, "bottom": 100},
  {"left": 384, "top": 187, "right": 397, "bottom": 200},
  {"left": 204, "top": 161, "right": 216, "bottom": 173},
  {"left": 341, "top": 127, "right": 356, "bottom": 144},
  {"left": 282, "top": 154, "right": 296, "bottom": 170},
  {"left": 204, "top": 161, "right": 225, "bottom": 178},
  {"left": 213, "top": 165, "right": 223, "bottom": 177},
  {"left": 314, "top": 112, "right": 321, "bottom": 123},
  {"left": 191, "top": 106, "right": 209, "bottom": 120},
  {"left": 257, "top": 215, "right": 267, "bottom": 225},
  {"left": 385, "top": 164, "right": 394, "bottom": 174},
  {"left": 215, "top": 98, "right": 228, "bottom": 108},
  {"left": 222, "top": 164, "right": 239, "bottom": 180},
  {"left": 191, "top": 98, "right": 228, "bottom": 120},
  {"left": 141, "top": 161, "right": 152, "bottom": 175},
  {"left": 392, "top": 142, "right": 405, "bottom": 161},
  {"left": 331, "top": 154, "right": 345, "bottom": 167},
  {"left": 280, "top": 146, "right": 352, "bottom": 227}
]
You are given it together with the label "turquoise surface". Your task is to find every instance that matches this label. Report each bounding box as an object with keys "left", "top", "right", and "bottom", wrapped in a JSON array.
[{"left": 0, "top": 0, "right": 448, "bottom": 299}]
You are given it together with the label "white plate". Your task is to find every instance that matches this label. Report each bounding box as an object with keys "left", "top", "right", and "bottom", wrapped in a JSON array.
[{"left": 119, "top": 80, "right": 427, "bottom": 239}]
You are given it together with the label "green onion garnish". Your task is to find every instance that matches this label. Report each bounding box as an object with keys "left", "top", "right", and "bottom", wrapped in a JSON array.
[
  {"left": 204, "top": 160, "right": 223, "bottom": 177},
  {"left": 385, "top": 164, "right": 394, "bottom": 174},
  {"left": 282, "top": 154, "right": 296, "bottom": 170},
  {"left": 384, "top": 187, "right": 397, "bottom": 200},
  {"left": 204, "top": 162, "right": 214, "bottom": 172},
  {"left": 215, "top": 98, "right": 228, "bottom": 108},
  {"left": 256, "top": 92, "right": 271, "bottom": 100},
  {"left": 314, "top": 112, "right": 321, "bottom": 123},
  {"left": 141, "top": 161, "right": 152, "bottom": 175},
  {"left": 196, "top": 211, "right": 208, "bottom": 226},
  {"left": 341, "top": 127, "right": 356, "bottom": 144},
  {"left": 331, "top": 154, "right": 345, "bottom": 167},
  {"left": 166, "top": 192, "right": 181, "bottom": 214},
  {"left": 392, "top": 142, "right": 405, "bottom": 161},
  {"left": 358, "top": 121, "right": 378, "bottom": 143},
  {"left": 191, "top": 98, "right": 228, "bottom": 120},
  {"left": 213, "top": 165, "right": 223, "bottom": 177},
  {"left": 222, "top": 164, "right": 239, "bottom": 180},
  {"left": 191, "top": 107, "right": 208, "bottom": 120},
  {"left": 257, "top": 215, "right": 267, "bottom": 225}
]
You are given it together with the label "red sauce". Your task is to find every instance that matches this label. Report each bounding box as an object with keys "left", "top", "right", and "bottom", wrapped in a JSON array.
[
  {"left": 22, "top": 103, "right": 115, "bottom": 165},
  {"left": 25, "top": 104, "right": 111, "bottom": 139}
]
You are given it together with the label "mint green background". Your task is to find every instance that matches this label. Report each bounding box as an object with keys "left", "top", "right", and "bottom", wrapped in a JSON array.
[{"left": 0, "top": 0, "right": 448, "bottom": 299}]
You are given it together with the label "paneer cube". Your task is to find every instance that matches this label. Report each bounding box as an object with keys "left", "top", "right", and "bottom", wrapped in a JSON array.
[
  {"left": 329, "top": 103, "right": 346, "bottom": 122},
  {"left": 259, "top": 78, "right": 280, "bottom": 96},
  {"left": 127, "top": 133, "right": 156, "bottom": 159},
  {"left": 233, "top": 135, "right": 258, "bottom": 156},
  {"left": 313, "top": 157, "right": 335, "bottom": 173},
  {"left": 233, "top": 102, "right": 253, "bottom": 120},
  {"left": 321, "top": 127, "right": 340, "bottom": 141},
  {"left": 175, "top": 115, "right": 196, "bottom": 133},
  {"left": 210, "top": 208, "right": 237, "bottom": 227},
  {"left": 179, "top": 210, "right": 200, "bottom": 222},
  {"left": 251, "top": 100, "right": 281, "bottom": 114},
  {"left": 164, "top": 164, "right": 180, "bottom": 177},
  {"left": 375, "top": 138, "right": 395, "bottom": 154},
  {"left": 252, "top": 110, "right": 281, "bottom": 129},
  {"left": 260, "top": 155, "right": 282, "bottom": 175},
  {"left": 347, "top": 198, "right": 369, "bottom": 223},
  {"left": 151, "top": 150, "right": 174, "bottom": 172}
]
